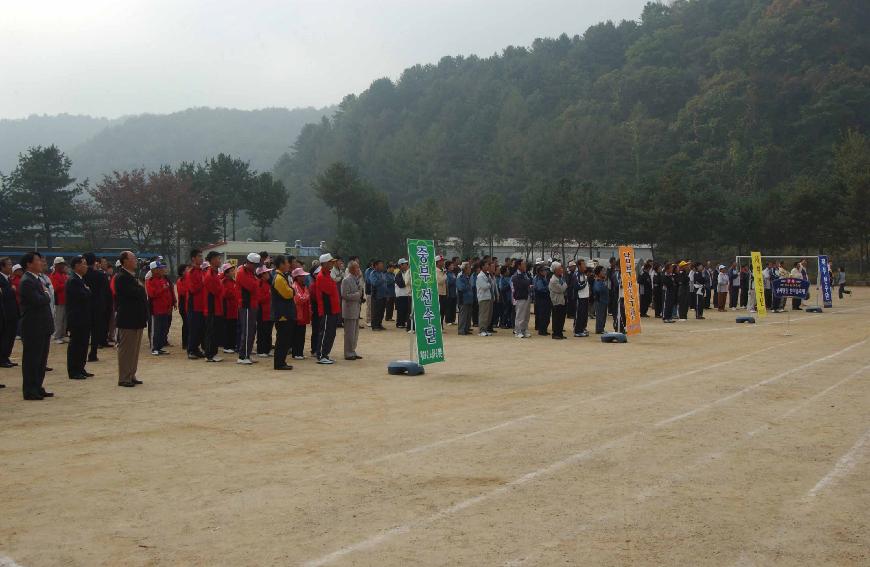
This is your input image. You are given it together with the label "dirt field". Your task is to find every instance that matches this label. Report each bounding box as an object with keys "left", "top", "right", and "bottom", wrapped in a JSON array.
[{"left": 1, "top": 290, "right": 868, "bottom": 567}]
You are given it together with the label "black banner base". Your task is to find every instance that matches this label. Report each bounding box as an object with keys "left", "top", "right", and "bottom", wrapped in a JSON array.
[{"left": 388, "top": 360, "right": 425, "bottom": 376}]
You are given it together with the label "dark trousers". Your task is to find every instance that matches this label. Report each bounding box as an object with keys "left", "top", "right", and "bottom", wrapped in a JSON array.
[
  {"left": 151, "top": 314, "right": 169, "bottom": 352},
  {"left": 764, "top": 289, "right": 773, "bottom": 310},
  {"left": 792, "top": 298, "right": 802, "bottom": 310},
  {"left": 385, "top": 297, "right": 395, "bottom": 320},
  {"left": 89, "top": 308, "right": 107, "bottom": 358},
  {"left": 663, "top": 292, "right": 675, "bottom": 321},
  {"left": 273, "top": 320, "right": 292, "bottom": 368},
  {"left": 614, "top": 298, "right": 626, "bottom": 333},
  {"left": 310, "top": 310, "right": 321, "bottom": 354},
  {"left": 203, "top": 314, "right": 221, "bottom": 358},
  {"left": 256, "top": 320, "right": 273, "bottom": 354},
  {"left": 395, "top": 296, "right": 410, "bottom": 328},
  {"left": 594, "top": 302, "right": 608, "bottom": 333},
  {"left": 729, "top": 286, "right": 739, "bottom": 308},
  {"left": 574, "top": 297, "right": 589, "bottom": 334},
  {"left": 0, "top": 316, "right": 16, "bottom": 363},
  {"left": 678, "top": 291, "right": 690, "bottom": 320},
  {"left": 695, "top": 294, "right": 705, "bottom": 318},
  {"left": 640, "top": 290, "right": 651, "bottom": 316},
  {"left": 458, "top": 303, "right": 471, "bottom": 334},
  {"left": 292, "top": 321, "right": 306, "bottom": 357},
  {"left": 179, "top": 304, "right": 189, "bottom": 349},
  {"left": 472, "top": 298, "right": 479, "bottom": 326},
  {"left": 500, "top": 296, "right": 513, "bottom": 327},
  {"left": 22, "top": 332, "right": 50, "bottom": 397},
  {"left": 740, "top": 287, "right": 749, "bottom": 307},
  {"left": 492, "top": 301, "right": 502, "bottom": 330},
  {"left": 372, "top": 298, "right": 386, "bottom": 329},
  {"left": 187, "top": 310, "right": 204, "bottom": 355},
  {"left": 224, "top": 318, "right": 238, "bottom": 351},
  {"left": 653, "top": 287, "right": 663, "bottom": 318},
  {"left": 316, "top": 313, "right": 338, "bottom": 359},
  {"left": 444, "top": 297, "right": 456, "bottom": 324},
  {"left": 534, "top": 295, "right": 551, "bottom": 333},
  {"left": 439, "top": 295, "right": 448, "bottom": 324},
  {"left": 551, "top": 304, "right": 566, "bottom": 337},
  {"left": 238, "top": 307, "right": 257, "bottom": 360},
  {"left": 67, "top": 324, "right": 90, "bottom": 377}
]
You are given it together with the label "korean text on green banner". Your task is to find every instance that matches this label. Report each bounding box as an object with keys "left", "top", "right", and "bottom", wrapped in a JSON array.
[{"left": 407, "top": 239, "right": 445, "bottom": 365}]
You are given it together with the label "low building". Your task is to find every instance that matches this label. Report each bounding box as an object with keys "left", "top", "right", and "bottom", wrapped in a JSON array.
[
  {"left": 440, "top": 238, "right": 654, "bottom": 264},
  {"left": 201, "top": 240, "right": 325, "bottom": 265}
]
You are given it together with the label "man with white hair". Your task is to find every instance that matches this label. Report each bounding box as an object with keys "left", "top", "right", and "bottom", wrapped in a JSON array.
[{"left": 235, "top": 253, "right": 261, "bottom": 364}]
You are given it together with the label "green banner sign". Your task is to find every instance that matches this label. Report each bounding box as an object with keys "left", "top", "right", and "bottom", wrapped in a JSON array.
[{"left": 407, "top": 238, "right": 445, "bottom": 365}]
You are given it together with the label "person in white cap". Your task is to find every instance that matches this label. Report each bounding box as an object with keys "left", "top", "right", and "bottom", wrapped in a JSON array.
[
  {"left": 394, "top": 258, "right": 411, "bottom": 328},
  {"left": 314, "top": 253, "right": 339, "bottom": 363},
  {"left": 235, "top": 252, "right": 261, "bottom": 364},
  {"left": 145, "top": 261, "right": 172, "bottom": 355},
  {"left": 50, "top": 257, "right": 69, "bottom": 344}
]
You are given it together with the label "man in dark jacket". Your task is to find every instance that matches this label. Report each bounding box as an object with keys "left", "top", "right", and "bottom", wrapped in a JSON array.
[
  {"left": 0, "top": 256, "right": 19, "bottom": 372},
  {"left": 83, "top": 253, "right": 107, "bottom": 362},
  {"left": 115, "top": 251, "right": 148, "bottom": 387},
  {"left": 18, "top": 252, "right": 54, "bottom": 400},
  {"left": 65, "top": 256, "right": 94, "bottom": 380}
]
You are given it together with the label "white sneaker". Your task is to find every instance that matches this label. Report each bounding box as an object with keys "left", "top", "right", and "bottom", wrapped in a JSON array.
[
  {"left": 515, "top": 332, "right": 524, "bottom": 339},
  {"left": 54, "top": 339, "right": 64, "bottom": 344},
  {"left": 257, "top": 353, "right": 269, "bottom": 358},
  {"left": 207, "top": 356, "right": 223, "bottom": 362},
  {"left": 151, "top": 350, "right": 160, "bottom": 356},
  {"left": 478, "top": 331, "right": 489, "bottom": 337},
  {"left": 292, "top": 355, "right": 305, "bottom": 360},
  {"left": 523, "top": 332, "right": 532, "bottom": 338},
  {"left": 223, "top": 348, "right": 235, "bottom": 354},
  {"left": 237, "top": 358, "right": 253, "bottom": 365},
  {"left": 317, "top": 358, "right": 335, "bottom": 365}
]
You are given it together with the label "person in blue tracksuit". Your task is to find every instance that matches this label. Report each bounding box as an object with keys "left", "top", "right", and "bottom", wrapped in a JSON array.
[
  {"left": 534, "top": 265, "right": 551, "bottom": 335},
  {"left": 456, "top": 263, "right": 474, "bottom": 335},
  {"left": 592, "top": 266, "right": 609, "bottom": 334}
]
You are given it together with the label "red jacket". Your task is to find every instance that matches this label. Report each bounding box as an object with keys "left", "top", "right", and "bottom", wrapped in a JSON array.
[
  {"left": 204, "top": 267, "right": 224, "bottom": 316},
  {"left": 186, "top": 266, "right": 206, "bottom": 313},
  {"left": 50, "top": 271, "right": 68, "bottom": 305},
  {"left": 10, "top": 274, "right": 21, "bottom": 303},
  {"left": 258, "top": 278, "right": 271, "bottom": 321},
  {"left": 293, "top": 281, "right": 312, "bottom": 325},
  {"left": 176, "top": 277, "right": 187, "bottom": 312},
  {"left": 236, "top": 265, "right": 259, "bottom": 309},
  {"left": 316, "top": 269, "right": 340, "bottom": 315},
  {"left": 222, "top": 276, "right": 240, "bottom": 320},
  {"left": 145, "top": 275, "right": 173, "bottom": 315}
]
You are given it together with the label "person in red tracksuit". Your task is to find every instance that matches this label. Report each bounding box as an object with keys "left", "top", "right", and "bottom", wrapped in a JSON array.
[
  {"left": 255, "top": 266, "right": 273, "bottom": 357},
  {"left": 49, "top": 259, "right": 68, "bottom": 343},
  {"left": 145, "top": 261, "right": 172, "bottom": 355},
  {"left": 235, "top": 253, "right": 261, "bottom": 364},
  {"left": 314, "top": 253, "right": 340, "bottom": 364},
  {"left": 221, "top": 264, "right": 240, "bottom": 353},
  {"left": 176, "top": 264, "right": 189, "bottom": 350},
  {"left": 185, "top": 249, "right": 207, "bottom": 358},
  {"left": 202, "top": 251, "right": 225, "bottom": 362}
]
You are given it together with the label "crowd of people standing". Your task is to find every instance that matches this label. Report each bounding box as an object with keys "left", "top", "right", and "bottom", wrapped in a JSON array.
[{"left": 0, "top": 248, "right": 855, "bottom": 400}]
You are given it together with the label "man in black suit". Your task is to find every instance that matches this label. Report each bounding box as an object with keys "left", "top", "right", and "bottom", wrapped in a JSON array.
[
  {"left": 115, "top": 251, "right": 148, "bottom": 387},
  {"left": 83, "top": 253, "right": 107, "bottom": 362},
  {"left": 65, "top": 256, "right": 94, "bottom": 380},
  {"left": 18, "top": 252, "right": 54, "bottom": 400},
  {"left": 0, "top": 257, "right": 19, "bottom": 376}
]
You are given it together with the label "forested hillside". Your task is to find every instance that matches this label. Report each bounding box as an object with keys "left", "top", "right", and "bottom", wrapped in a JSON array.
[
  {"left": 68, "top": 107, "right": 331, "bottom": 182},
  {"left": 275, "top": 0, "right": 869, "bottom": 261},
  {"left": 0, "top": 114, "right": 117, "bottom": 173}
]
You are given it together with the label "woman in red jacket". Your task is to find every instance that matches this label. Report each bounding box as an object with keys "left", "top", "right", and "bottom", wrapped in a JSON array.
[
  {"left": 255, "top": 266, "right": 273, "bottom": 357},
  {"left": 291, "top": 267, "right": 311, "bottom": 360},
  {"left": 220, "top": 264, "right": 240, "bottom": 353}
]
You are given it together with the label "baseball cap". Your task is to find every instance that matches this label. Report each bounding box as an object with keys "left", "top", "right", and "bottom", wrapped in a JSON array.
[
  {"left": 291, "top": 267, "right": 309, "bottom": 278},
  {"left": 256, "top": 265, "right": 272, "bottom": 275},
  {"left": 434, "top": 255, "right": 444, "bottom": 262},
  {"left": 246, "top": 253, "right": 261, "bottom": 264},
  {"left": 319, "top": 253, "right": 334, "bottom": 264},
  {"left": 12, "top": 264, "right": 22, "bottom": 272},
  {"left": 53, "top": 256, "right": 66, "bottom": 265},
  {"left": 398, "top": 258, "right": 408, "bottom": 265},
  {"left": 221, "top": 263, "right": 234, "bottom": 272}
]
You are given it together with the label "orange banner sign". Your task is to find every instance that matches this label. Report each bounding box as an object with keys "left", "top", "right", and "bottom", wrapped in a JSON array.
[{"left": 619, "top": 246, "right": 642, "bottom": 336}]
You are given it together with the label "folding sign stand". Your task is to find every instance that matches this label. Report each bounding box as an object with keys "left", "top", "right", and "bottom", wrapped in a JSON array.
[{"left": 387, "top": 270, "right": 424, "bottom": 376}]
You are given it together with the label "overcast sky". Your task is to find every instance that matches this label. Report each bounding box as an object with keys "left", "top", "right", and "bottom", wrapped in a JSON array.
[{"left": 1, "top": 0, "right": 649, "bottom": 119}]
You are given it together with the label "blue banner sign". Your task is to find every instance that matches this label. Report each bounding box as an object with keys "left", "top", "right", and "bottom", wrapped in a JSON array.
[
  {"left": 773, "top": 277, "right": 810, "bottom": 299},
  {"left": 818, "top": 255, "right": 833, "bottom": 308}
]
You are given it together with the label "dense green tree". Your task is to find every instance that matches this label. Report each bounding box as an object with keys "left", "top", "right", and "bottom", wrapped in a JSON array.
[
  {"left": 5, "top": 145, "right": 85, "bottom": 248},
  {"left": 207, "top": 153, "right": 253, "bottom": 241},
  {"left": 246, "top": 172, "right": 289, "bottom": 241}
]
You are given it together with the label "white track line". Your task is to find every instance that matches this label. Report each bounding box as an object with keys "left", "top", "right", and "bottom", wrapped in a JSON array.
[
  {"left": 656, "top": 339, "right": 866, "bottom": 427},
  {"left": 748, "top": 363, "right": 870, "bottom": 437},
  {"left": 0, "top": 556, "right": 26, "bottom": 567},
  {"left": 806, "top": 425, "right": 870, "bottom": 499},
  {"left": 505, "top": 362, "right": 870, "bottom": 566},
  {"left": 302, "top": 337, "right": 867, "bottom": 566}
]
